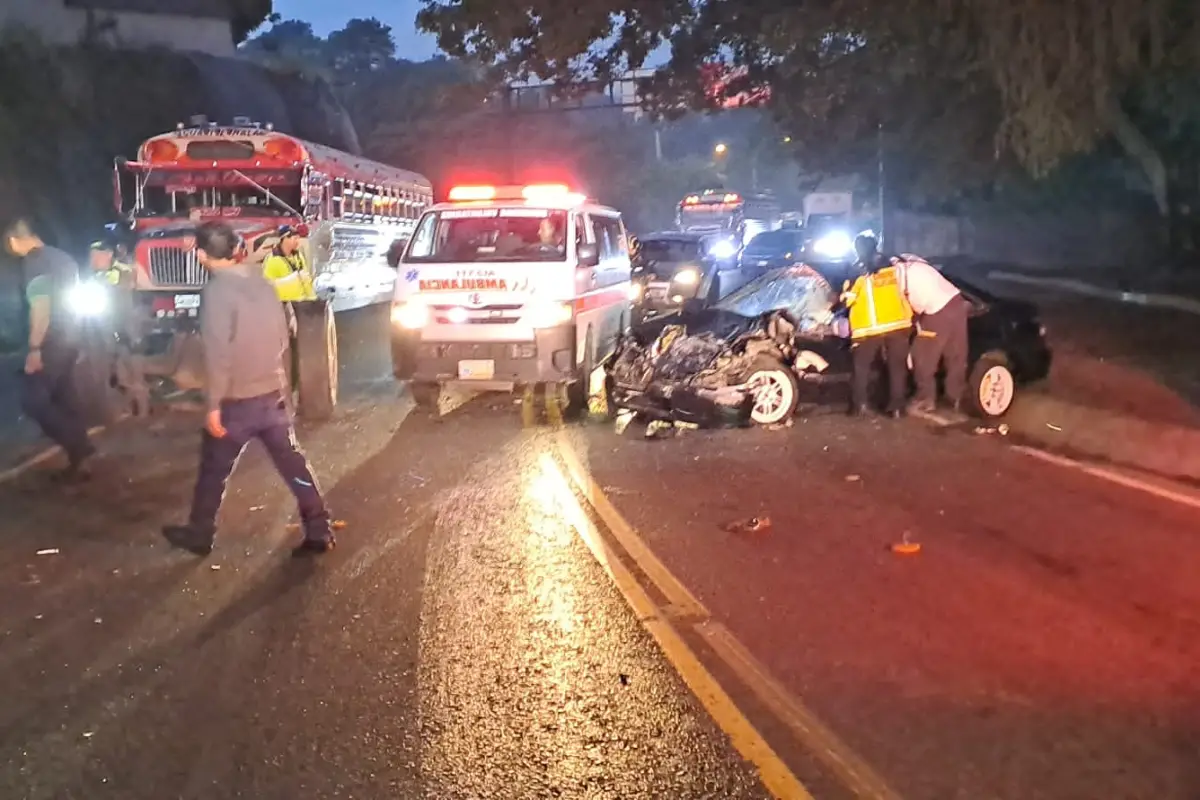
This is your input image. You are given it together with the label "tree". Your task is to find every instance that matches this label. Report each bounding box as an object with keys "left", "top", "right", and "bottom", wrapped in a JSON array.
[
  {"left": 416, "top": 0, "right": 1200, "bottom": 222},
  {"left": 239, "top": 18, "right": 326, "bottom": 64},
  {"left": 325, "top": 18, "right": 396, "bottom": 74}
]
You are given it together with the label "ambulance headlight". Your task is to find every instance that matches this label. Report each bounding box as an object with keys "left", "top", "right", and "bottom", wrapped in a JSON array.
[
  {"left": 391, "top": 299, "right": 429, "bottom": 329},
  {"left": 673, "top": 268, "right": 701, "bottom": 286},
  {"left": 813, "top": 231, "right": 854, "bottom": 259},
  {"left": 68, "top": 281, "right": 108, "bottom": 317},
  {"left": 524, "top": 301, "right": 573, "bottom": 328},
  {"left": 708, "top": 240, "right": 737, "bottom": 260}
]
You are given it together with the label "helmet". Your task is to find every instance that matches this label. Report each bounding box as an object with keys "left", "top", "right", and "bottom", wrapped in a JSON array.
[
  {"left": 627, "top": 234, "right": 640, "bottom": 256},
  {"left": 277, "top": 223, "right": 309, "bottom": 238}
]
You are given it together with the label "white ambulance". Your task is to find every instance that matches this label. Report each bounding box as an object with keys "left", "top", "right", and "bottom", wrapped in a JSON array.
[{"left": 390, "top": 184, "right": 633, "bottom": 409}]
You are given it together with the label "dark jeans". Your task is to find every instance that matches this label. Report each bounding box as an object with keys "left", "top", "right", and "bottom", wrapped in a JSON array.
[
  {"left": 18, "top": 345, "right": 93, "bottom": 464},
  {"left": 851, "top": 329, "right": 911, "bottom": 412},
  {"left": 913, "top": 295, "right": 969, "bottom": 405},
  {"left": 188, "top": 391, "right": 331, "bottom": 541}
]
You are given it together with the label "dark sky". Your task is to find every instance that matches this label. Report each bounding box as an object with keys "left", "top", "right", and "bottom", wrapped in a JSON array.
[{"left": 272, "top": 0, "right": 440, "bottom": 60}]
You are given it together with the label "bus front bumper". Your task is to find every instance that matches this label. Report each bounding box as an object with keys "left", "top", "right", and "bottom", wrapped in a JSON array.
[{"left": 392, "top": 325, "right": 576, "bottom": 390}]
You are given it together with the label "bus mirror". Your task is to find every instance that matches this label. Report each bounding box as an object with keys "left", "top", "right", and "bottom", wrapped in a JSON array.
[
  {"left": 387, "top": 238, "right": 409, "bottom": 268},
  {"left": 577, "top": 243, "right": 600, "bottom": 267}
]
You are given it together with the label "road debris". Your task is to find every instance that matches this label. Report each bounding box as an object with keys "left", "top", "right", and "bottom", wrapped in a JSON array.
[
  {"left": 35, "top": 548, "right": 60, "bottom": 556},
  {"left": 723, "top": 516, "right": 772, "bottom": 535},
  {"left": 974, "top": 424, "right": 1010, "bottom": 436},
  {"left": 210, "top": 564, "right": 221, "bottom": 571},
  {"left": 287, "top": 519, "right": 347, "bottom": 534},
  {"left": 845, "top": 474, "right": 861, "bottom": 482},
  {"left": 891, "top": 532, "right": 921, "bottom": 555},
  {"left": 763, "top": 419, "right": 795, "bottom": 431},
  {"left": 1046, "top": 423, "right": 1063, "bottom": 432}
]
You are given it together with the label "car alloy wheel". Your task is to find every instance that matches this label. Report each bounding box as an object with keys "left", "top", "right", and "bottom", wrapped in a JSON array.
[
  {"left": 746, "top": 363, "right": 799, "bottom": 425},
  {"left": 976, "top": 363, "right": 1015, "bottom": 417}
]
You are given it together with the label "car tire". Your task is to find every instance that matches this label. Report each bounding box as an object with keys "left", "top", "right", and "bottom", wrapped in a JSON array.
[
  {"left": 968, "top": 352, "right": 1016, "bottom": 418},
  {"left": 566, "top": 326, "right": 594, "bottom": 419},
  {"left": 744, "top": 356, "right": 800, "bottom": 426},
  {"left": 294, "top": 300, "right": 338, "bottom": 422}
]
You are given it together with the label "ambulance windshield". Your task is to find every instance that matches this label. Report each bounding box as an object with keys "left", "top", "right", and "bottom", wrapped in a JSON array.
[{"left": 406, "top": 207, "right": 569, "bottom": 263}]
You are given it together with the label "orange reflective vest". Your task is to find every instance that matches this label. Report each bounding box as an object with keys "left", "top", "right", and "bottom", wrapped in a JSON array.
[{"left": 843, "top": 265, "right": 913, "bottom": 339}]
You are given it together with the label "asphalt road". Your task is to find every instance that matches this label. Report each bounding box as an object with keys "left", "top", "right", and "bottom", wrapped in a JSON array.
[{"left": 3, "top": 302, "right": 1200, "bottom": 798}]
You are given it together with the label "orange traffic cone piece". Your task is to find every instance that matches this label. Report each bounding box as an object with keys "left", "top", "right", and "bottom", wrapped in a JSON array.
[{"left": 891, "top": 532, "right": 921, "bottom": 555}]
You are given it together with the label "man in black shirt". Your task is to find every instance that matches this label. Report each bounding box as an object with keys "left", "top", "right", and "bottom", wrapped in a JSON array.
[{"left": 4, "top": 218, "right": 95, "bottom": 480}]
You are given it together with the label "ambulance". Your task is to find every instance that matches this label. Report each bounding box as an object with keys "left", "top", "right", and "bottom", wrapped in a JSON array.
[{"left": 390, "top": 183, "right": 633, "bottom": 409}]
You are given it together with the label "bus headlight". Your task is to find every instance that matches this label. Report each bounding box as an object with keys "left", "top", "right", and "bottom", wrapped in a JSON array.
[
  {"left": 813, "top": 232, "right": 854, "bottom": 259},
  {"left": 391, "top": 299, "right": 429, "bottom": 329},
  {"left": 524, "top": 301, "right": 573, "bottom": 328},
  {"left": 68, "top": 281, "right": 108, "bottom": 317},
  {"left": 709, "top": 240, "right": 737, "bottom": 260},
  {"left": 673, "top": 268, "right": 700, "bottom": 286},
  {"left": 629, "top": 283, "right": 644, "bottom": 302}
]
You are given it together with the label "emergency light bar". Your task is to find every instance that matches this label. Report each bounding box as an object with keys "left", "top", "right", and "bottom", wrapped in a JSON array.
[{"left": 447, "top": 183, "right": 586, "bottom": 205}]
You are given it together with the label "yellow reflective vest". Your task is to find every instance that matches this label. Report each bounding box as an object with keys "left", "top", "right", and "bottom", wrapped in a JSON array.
[
  {"left": 842, "top": 264, "right": 913, "bottom": 340},
  {"left": 263, "top": 251, "right": 316, "bottom": 303}
]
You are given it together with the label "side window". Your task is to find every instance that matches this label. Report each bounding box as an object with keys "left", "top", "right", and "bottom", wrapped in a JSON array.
[
  {"left": 574, "top": 213, "right": 589, "bottom": 250},
  {"left": 408, "top": 213, "right": 437, "bottom": 258},
  {"left": 594, "top": 216, "right": 626, "bottom": 261}
]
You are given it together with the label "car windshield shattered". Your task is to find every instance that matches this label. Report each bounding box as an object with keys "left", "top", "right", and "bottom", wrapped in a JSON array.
[{"left": 714, "top": 265, "right": 839, "bottom": 331}]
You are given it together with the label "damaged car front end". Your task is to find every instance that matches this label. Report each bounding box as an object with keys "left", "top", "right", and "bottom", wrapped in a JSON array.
[{"left": 605, "top": 265, "right": 846, "bottom": 427}]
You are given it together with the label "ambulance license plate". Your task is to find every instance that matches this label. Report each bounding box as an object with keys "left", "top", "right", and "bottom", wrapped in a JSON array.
[
  {"left": 458, "top": 359, "right": 495, "bottom": 380},
  {"left": 174, "top": 294, "right": 201, "bottom": 310}
]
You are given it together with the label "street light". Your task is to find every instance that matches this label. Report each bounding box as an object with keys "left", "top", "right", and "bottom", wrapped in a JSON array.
[{"left": 713, "top": 142, "right": 728, "bottom": 156}]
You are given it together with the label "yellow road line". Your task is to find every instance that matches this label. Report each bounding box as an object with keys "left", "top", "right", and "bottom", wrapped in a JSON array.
[
  {"left": 555, "top": 430, "right": 709, "bottom": 619},
  {"left": 698, "top": 622, "right": 905, "bottom": 800},
  {"left": 555, "top": 434, "right": 906, "bottom": 800},
  {"left": 538, "top": 453, "right": 814, "bottom": 800}
]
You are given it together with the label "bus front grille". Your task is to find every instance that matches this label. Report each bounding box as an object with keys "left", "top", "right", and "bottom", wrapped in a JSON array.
[{"left": 148, "top": 247, "right": 207, "bottom": 287}]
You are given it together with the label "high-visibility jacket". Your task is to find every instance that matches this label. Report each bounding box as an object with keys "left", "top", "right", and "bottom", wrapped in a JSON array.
[
  {"left": 842, "top": 264, "right": 913, "bottom": 340},
  {"left": 263, "top": 250, "right": 316, "bottom": 303},
  {"left": 100, "top": 259, "right": 135, "bottom": 289}
]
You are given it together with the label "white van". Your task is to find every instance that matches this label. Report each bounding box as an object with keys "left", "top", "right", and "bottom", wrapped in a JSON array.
[{"left": 390, "top": 184, "right": 633, "bottom": 409}]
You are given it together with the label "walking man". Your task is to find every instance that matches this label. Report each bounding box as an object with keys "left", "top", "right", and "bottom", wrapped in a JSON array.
[
  {"left": 4, "top": 218, "right": 95, "bottom": 481},
  {"left": 162, "top": 221, "right": 335, "bottom": 557},
  {"left": 895, "top": 254, "right": 969, "bottom": 414}
]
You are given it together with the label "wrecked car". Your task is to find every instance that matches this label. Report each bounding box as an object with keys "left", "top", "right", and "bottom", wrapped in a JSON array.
[
  {"left": 606, "top": 265, "right": 848, "bottom": 426},
  {"left": 604, "top": 263, "right": 1052, "bottom": 426}
]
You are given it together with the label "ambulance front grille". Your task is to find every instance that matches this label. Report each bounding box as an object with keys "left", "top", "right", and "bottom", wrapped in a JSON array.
[{"left": 148, "top": 247, "right": 208, "bottom": 287}]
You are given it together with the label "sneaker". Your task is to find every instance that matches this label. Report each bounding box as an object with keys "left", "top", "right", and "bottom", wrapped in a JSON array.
[{"left": 162, "top": 525, "right": 215, "bottom": 557}]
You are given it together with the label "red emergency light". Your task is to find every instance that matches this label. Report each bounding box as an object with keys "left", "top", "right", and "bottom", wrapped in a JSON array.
[
  {"left": 448, "top": 183, "right": 586, "bottom": 205},
  {"left": 145, "top": 140, "right": 180, "bottom": 163}
]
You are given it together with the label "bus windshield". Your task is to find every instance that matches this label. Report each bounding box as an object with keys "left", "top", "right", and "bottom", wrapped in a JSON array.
[
  {"left": 406, "top": 208, "right": 569, "bottom": 263},
  {"left": 120, "top": 167, "right": 304, "bottom": 218}
]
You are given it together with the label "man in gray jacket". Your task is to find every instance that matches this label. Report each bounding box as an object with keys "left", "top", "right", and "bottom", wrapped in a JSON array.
[{"left": 162, "top": 221, "right": 334, "bottom": 557}]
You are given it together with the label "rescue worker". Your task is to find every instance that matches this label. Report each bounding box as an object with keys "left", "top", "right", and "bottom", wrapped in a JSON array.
[
  {"left": 895, "top": 253, "right": 969, "bottom": 414},
  {"left": 162, "top": 221, "right": 335, "bottom": 557},
  {"left": 4, "top": 218, "right": 95, "bottom": 480},
  {"left": 262, "top": 225, "right": 316, "bottom": 303},
  {"left": 840, "top": 231, "right": 913, "bottom": 418},
  {"left": 88, "top": 238, "right": 149, "bottom": 416}
]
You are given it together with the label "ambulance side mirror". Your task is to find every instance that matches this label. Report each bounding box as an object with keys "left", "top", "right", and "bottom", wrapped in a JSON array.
[
  {"left": 387, "top": 237, "right": 409, "bottom": 269},
  {"left": 577, "top": 243, "right": 600, "bottom": 267}
]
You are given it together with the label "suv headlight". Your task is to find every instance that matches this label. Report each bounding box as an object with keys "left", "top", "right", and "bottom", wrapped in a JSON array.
[
  {"left": 813, "top": 232, "right": 853, "bottom": 258},
  {"left": 673, "top": 268, "right": 700, "bottom": 286},
  {"left": 391, "top": 299, "right": 429, "bottom": 329},
  {"left": 708, "top": 240, "right": 736, "bottom": 259},
  {"left": 68, "top": 282, "right": 108, "bottom": 317}
]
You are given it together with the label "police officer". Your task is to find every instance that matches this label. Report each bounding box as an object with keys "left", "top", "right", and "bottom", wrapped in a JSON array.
[
  {"left": 4, "top": 218, "right": 95, "bottom": 480},
  {"left": 162, "top": 221, "right": 335, "bottom": 557},
  {"left": 262, "top": 224, "right": 315, "bottom": 303},
  {"left": 841, "top": 232, "right": 913, "bottom": 418},
  {"left": 88, "top": 237, "right": 149, "bottom": 416}
]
